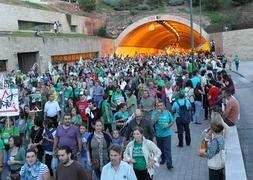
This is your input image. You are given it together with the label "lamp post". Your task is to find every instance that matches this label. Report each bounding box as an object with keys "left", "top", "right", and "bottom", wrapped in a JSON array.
[
  {"left": 199, "top": 0, "right": 202, "bottom": 48},
  {"left": 189, "top": 0, "right": 194, "bottom": 61}
]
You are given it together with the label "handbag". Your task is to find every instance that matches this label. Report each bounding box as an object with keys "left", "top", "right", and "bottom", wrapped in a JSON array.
[
  {"left": 91, "top": 159, "right": 100, "bottom": 170},
  {"left": 11, "top": 173, "right": 20, "bottom": 180},
  {"left": 198, "top": 139, "right": 208, "bottom": 158},
  {"left": 207, "top": 139, "right": 225, "bottom": 170}
]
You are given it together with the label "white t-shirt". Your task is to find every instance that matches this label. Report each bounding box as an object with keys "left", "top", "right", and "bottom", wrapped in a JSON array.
[{"left": 44, "top": 101, "right": 60, "bottom": 117}]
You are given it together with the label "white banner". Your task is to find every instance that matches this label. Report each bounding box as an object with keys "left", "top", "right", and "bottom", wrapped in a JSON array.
[{"left": 0, "top": 89, "right": 19, "bottom": 117}]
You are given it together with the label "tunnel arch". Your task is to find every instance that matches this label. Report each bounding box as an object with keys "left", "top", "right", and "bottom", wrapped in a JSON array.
[{"left": 115, "top": 14, "right": 210, "bottom": 57}]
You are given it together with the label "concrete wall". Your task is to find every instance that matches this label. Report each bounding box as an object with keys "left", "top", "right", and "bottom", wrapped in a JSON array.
[
  {"left": 211, "top": 28, "right": 253, "bottom": 60},
  {"left": 0, "top": 3, "right": 104, "bottom": 35},
  {"left": 223, "top": 29, "right": 253, "bottom": 61},
  {"left": 0, "top": 36, "right": 114, "bottom": 72}
]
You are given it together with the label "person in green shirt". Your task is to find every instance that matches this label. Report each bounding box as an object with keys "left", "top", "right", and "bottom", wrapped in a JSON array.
[
  {"left": 63, "top": 83, "right": 73, "bottom": 106},
  {"left": 1, "top": 118, "right": 20, "bottom": 168},
  {"left": 102, "top": 95, "right": 113, "bottom": 134},
  {"left": 234, "top": 55, "right": 240, "bottom": 71},
  {"left": 1, "top": 118, "right": 20, "bottom": 147},
  {"left": 7, "top": 136, "right": 26, "bottom": 175},
  {"left": 72, "top": 83, "right": 81, "bottom": 104},
  {"left": 0, "top": 139, "right": 4, "bottom": 176},
  {"left": 124, "top": 127, "right": 161, "bottom": 179},
  {"left": 70, "top": 108, "right": 82, "bottom": 126}
]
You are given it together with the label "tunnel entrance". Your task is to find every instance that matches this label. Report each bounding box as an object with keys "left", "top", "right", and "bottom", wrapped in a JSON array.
[{"left": 115, "top": 15, "right": 210, "bottom": 57}]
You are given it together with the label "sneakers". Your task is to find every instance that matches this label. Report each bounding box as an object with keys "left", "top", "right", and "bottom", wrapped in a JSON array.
[
  {"left": 160, "top": 160, "right": 165, "bottom": 165},
  {"left": 167, "top": 165, "right": 174, "bottom": 170}
]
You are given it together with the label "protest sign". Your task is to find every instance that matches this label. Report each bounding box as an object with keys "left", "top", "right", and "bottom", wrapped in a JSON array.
[
  {"left": 0, "top": 88, "right": 19, "bottom": 116},
  {"left": 30, "top": 93, "right": 42, "bottom": 111}
]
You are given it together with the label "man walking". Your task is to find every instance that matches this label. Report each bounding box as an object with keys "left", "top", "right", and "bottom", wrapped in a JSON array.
[
  {"left": 151, "top": 101, "right": 174, "bottom": 170},
  {"left": 56, "top": 145, "right": 90, "bottom": 180},
  {"left": 125, "top": 109, "right": 155, "bottom": 142},
  {"left": 44, "top": 94, "right": 61, "bottom": 127},
  {"left": 53, "top": 114, "right": 82, "bottom": 160},
  {"left": 101, "top": 144, "right": 137, "bottom": 180}
]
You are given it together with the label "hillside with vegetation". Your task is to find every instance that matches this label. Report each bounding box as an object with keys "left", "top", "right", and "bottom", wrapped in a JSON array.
[{"left": 0, "top": 0, "right": 253, "bottom": 37}]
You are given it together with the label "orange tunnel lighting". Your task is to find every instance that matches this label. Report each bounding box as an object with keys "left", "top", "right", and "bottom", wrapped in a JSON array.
[{"left": 116, "top": 20, "right": 209, "bottom": 57}]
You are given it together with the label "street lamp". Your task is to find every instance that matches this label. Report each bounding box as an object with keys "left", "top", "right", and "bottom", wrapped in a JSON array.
[
  {"left": 199, "top": 0, "right": 202, "bottom": 48},
  {"left": 189, "top": 0, "right": 194, "bottom": 61}
]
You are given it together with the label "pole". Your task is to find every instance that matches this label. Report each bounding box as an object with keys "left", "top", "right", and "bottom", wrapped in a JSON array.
[
  {"left": 189, "top": 0, "right": 194, "bottom": 61},
  {"left": 199, "top": 0, "right": 202, "bottom": 48}
]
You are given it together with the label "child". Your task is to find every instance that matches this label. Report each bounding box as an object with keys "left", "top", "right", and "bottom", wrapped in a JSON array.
[
  {"left": 42, "top": 119, "right": 56, "bottom": 177},
  {"left": 111, "top": 129, "right": 124, "bottom": 147},
  {"left": 79, "top": 123, "right": 92, "bottom": 173}
]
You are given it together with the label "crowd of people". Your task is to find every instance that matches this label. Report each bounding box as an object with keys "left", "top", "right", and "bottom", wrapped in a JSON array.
[{"left": 0, "top": 52, "right": 240, "bottom": 180}]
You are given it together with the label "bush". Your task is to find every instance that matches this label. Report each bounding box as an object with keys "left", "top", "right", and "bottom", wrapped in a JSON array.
[
  {"left": 137, "top": 4, "right": 151, "bottom": 10},
  {"left": 78, "top": 0, "right": 96, "bottom": 11},
  {"left": 232, "top": 0, "right": 253, "bottom": 6},
  {"left": 168, "top": 0, "right": 184, "bottom": 6},
  {"left": 96, "top": 26, "right": 107, "bottom": 37},
  {"left": 203, "top": 0, "right": 222, "bottom": 10},
  {"left": 192, "top": 0, "right": 200, "bottom": 6}
]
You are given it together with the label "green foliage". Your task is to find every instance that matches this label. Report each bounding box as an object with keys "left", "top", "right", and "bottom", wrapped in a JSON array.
[
  {"left": 232, "top": 0, "right": 253, "bottom": 6},
  {"left": 202, "top": 0, "right": 222, "bottom": 10},
  {"left": 78, "top": 0, "right": 96, "bottom": 11},
  {"left": 201, "top": 11, "right": 237, "bottom": 25},
  {"left": 168, "top": 0, "right": 184, "bottom": 6},
  {"left": 192, "top": 0, "right": 200, "bottom": 6},
  {"left": 96, "top": 26, "right": 107, "bottom": 37},
  {"left": 137, "top": 4, "right": 151, "bottom": 10}
]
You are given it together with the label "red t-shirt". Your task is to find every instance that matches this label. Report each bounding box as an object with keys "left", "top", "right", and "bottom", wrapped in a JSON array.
[
  {"left": 76, "top": 100, "right": 88, "bottom": 121},
  {"left": 208, "top": 86, "right": 220, "bottom": 106}
]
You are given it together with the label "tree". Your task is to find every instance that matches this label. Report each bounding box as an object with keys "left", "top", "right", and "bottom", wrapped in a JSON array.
[
  {"left": 203, "top": 0, "right": 222, "bottom": 10},
  {"left": 78, "top": 0, "right": 96, "bottom": 11},
  {"left": 232, "top": 0, "right": 253, "bottom": 6}
]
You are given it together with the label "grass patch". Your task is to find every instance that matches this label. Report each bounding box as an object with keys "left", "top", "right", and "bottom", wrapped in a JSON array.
[
  {"left": 0, "top": 31, "right": 101, "bottom": 39},
  {"left": 96, "top": 0, "right": 114, "bottom": 11},
  {"left": 195, "top": 11, "right": 237, "bottom": 25},
  {"left": 0, "top": 0, "right": 59, "bottom": 12}
]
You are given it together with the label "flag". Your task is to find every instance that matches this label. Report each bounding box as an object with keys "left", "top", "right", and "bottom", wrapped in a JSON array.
[
  {"left": 48, "top": 62, "right": 53, "bottom": 74},
  {"left": 78, "top": 56, "right": 84, "bottom": 66}
]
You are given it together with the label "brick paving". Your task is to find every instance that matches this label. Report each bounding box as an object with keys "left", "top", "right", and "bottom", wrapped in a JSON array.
[{"left": 153, "top": 120, "right": 209, "bottom": 180}]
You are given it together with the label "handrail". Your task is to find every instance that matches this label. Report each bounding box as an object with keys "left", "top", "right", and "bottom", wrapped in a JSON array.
[{"left": 225, "top": 126, "right": 247, "bottom": 180}]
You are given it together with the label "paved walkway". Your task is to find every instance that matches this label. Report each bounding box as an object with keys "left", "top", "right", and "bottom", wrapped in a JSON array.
[
  {"left": 153, "top": 120, "right": 209, "bottom": 180},
  {"left": 231, "top": 60, "right": 253, "bottom": 81},
  {"left": 153, "top": 60, "right": 253, "bottom": 180}
]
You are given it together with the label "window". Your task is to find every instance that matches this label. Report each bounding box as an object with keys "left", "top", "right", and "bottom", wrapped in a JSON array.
[
  {"left": 18, "top": 20, "right": 53, "bottom": 31},
  {"left": 70, "top": 25, "right": 77, "bottom": 32},
  {"left": 0, "top": 60, "right": 7, "bottom": 72}
]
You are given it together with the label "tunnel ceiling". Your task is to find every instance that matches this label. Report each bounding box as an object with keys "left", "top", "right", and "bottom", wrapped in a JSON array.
[{"left": 118, "top": 20, "right": 206, "bottom": 50}]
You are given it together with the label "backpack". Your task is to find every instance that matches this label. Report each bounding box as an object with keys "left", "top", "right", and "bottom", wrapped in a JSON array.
[{"left": 176, "top": 100, "right": 191, "bottom": 123}]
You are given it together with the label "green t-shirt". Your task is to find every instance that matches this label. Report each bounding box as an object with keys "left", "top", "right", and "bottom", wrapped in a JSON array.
[
  {"left": 151, "top": 110, "right": 174, "bottom": 137},
  {"left": 55, "top": 83, "right": 63, "bottom": 92},
  {"left": 74, "top": 88, "right": 81, "bottom": 98},
  {"left": 133, "top": 142, "right": 146, "bottom": 170},
  {"left": 102, "top": 101, "right": 112, "bottom": 124},
  {"left": 188, "top": 63, "right": 193, "bottom": 73},
  {"left": 74, "top": 114, "right": 82, "bottom": 125},
  {"left": 0, "top": 139, "right": 4, "bottom": 150},
  {"left": 157, "top": 79, "right": 165, "bottom": 87},
  {"left": 26, "top": 118, "right": 33, "bottom": 133},
  {"left": 1, "top": 127, "right": 20, "bottom": 145}
]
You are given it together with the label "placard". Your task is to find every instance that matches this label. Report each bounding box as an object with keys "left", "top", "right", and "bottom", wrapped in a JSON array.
[{"left": 0, "top": 89, "right": 19, "bottom": 116}]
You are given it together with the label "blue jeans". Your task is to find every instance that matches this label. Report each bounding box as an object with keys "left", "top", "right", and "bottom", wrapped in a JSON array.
[
  {"left": 156, "top": 136, "right": 172, "bottom": 168},
  {"left": 79, "top": 156, "right": 92, "bottom": 173},
  {"left": 194, "top": 101, "right": 202, "bottom": 123}
]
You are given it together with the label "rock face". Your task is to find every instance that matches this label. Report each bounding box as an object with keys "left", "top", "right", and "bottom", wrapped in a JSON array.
[{"left": 168, "top": 0, "right": 184, "bottom": 6}]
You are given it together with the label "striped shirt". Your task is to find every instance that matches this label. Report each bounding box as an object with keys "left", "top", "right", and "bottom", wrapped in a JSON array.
[{"left": 20, "top": 163, "right": 49, "bottom": 180}]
